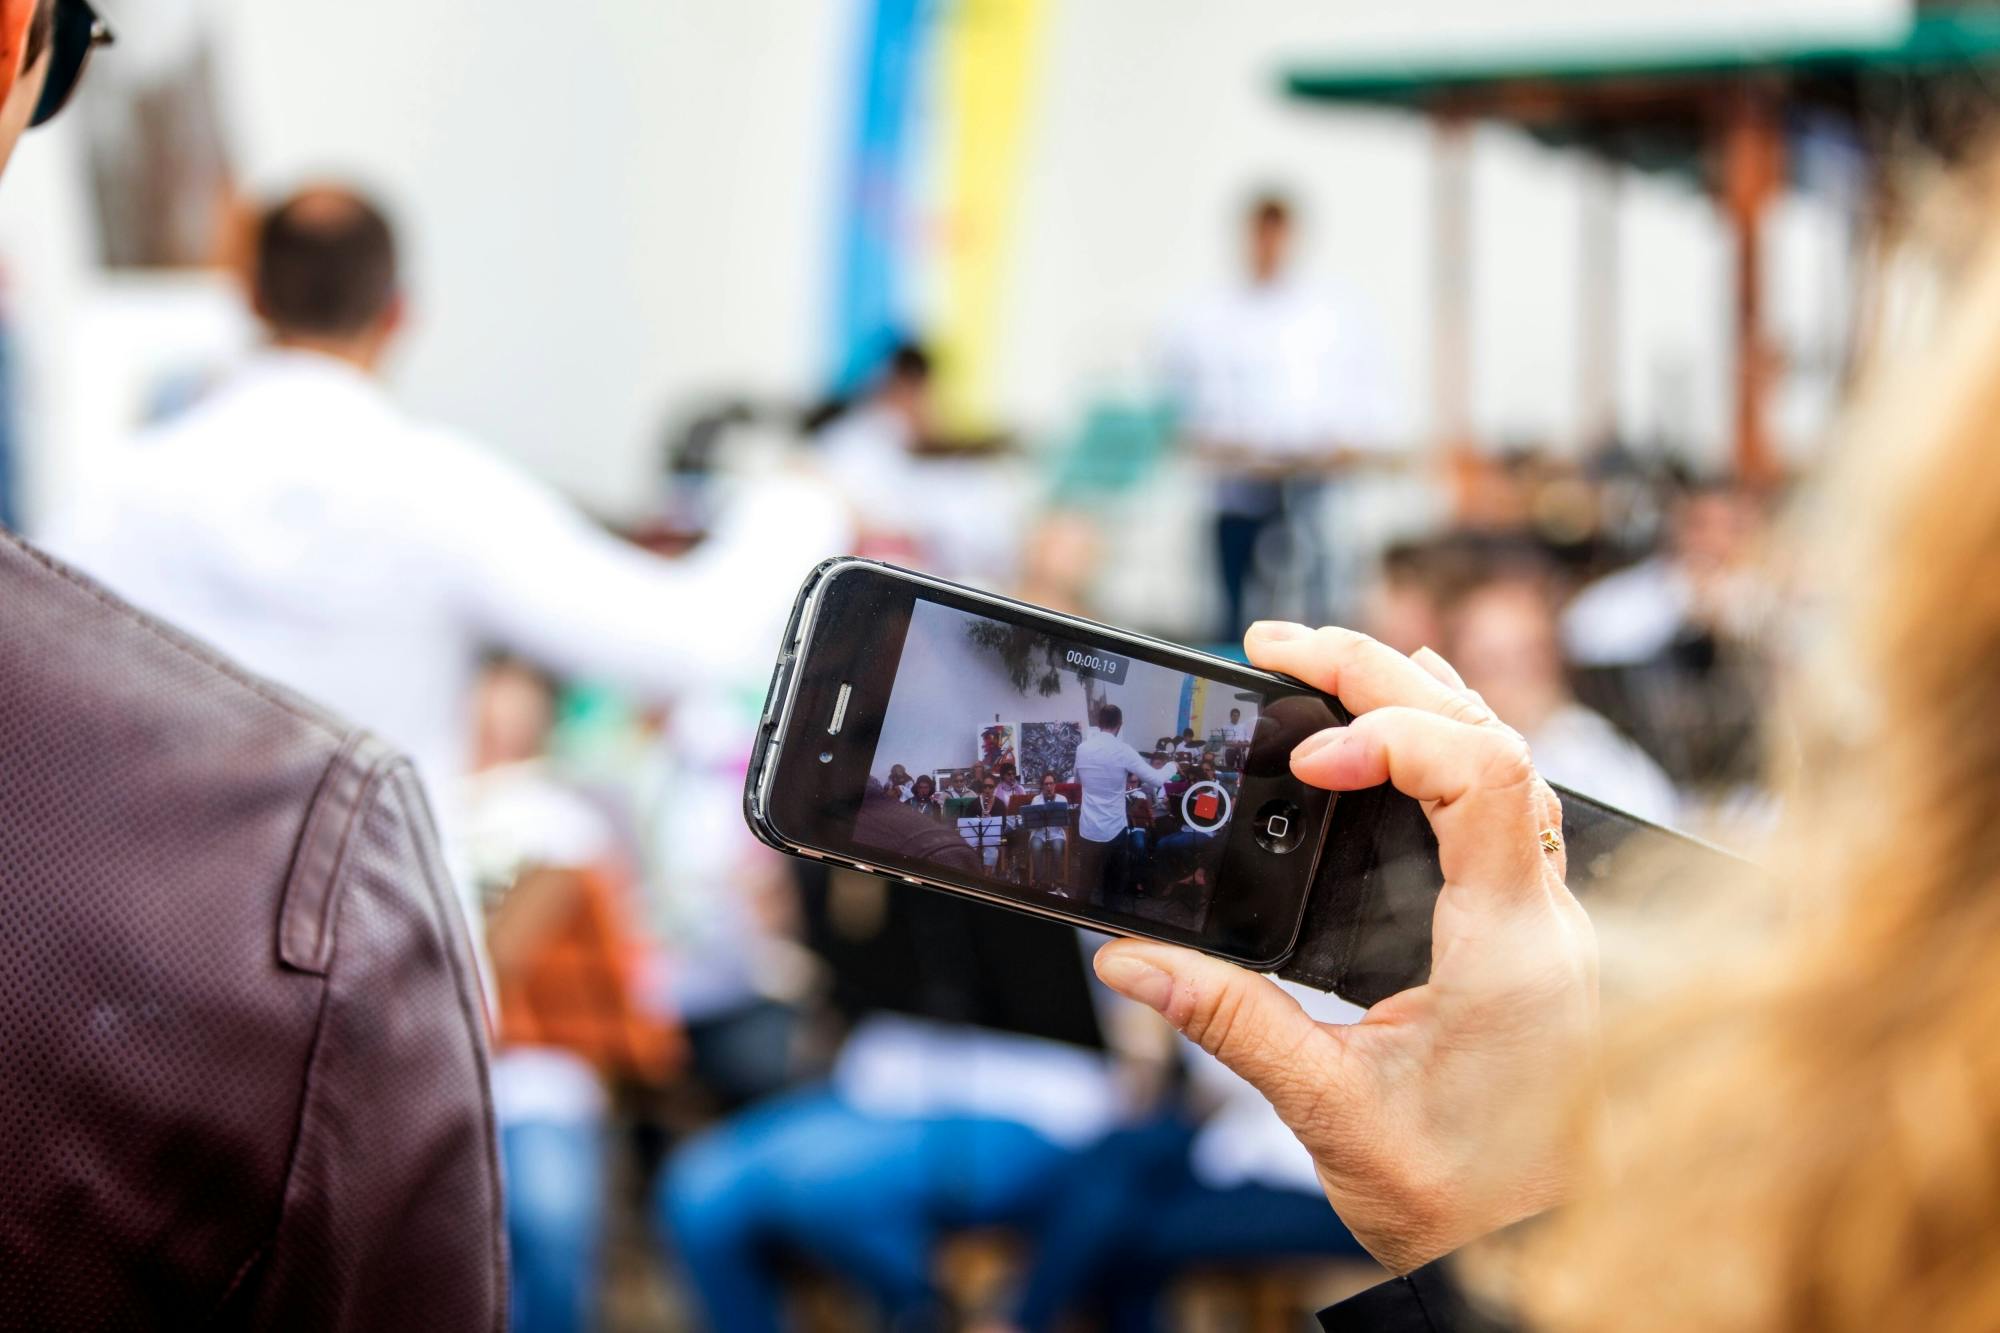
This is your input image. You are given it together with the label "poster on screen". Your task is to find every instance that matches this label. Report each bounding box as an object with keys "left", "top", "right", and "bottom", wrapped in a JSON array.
[{"left": 978, "top": 723, "right": 1017, "bottom": 771}]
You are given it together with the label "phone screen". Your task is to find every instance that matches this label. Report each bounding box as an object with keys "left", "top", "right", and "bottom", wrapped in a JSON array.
[{"left": 758, "top": 564, "right": 1341, "bottom": 967}]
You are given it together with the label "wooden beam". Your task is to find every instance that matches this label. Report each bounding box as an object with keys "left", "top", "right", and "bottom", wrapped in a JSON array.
[
  {"left": 1721, "top": 88, "right": 1784, "bottom": 486},
  {"left": 1579, "top": 156, "right": 1621, "bottom": 451},
  {"left": 1432, "top": 114, "right": 1473, "bottom": 457}
]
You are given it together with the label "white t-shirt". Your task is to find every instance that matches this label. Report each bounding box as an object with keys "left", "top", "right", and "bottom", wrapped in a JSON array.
[
  {"left": 1075, "top": 728, "right": 1177, "bottom": 843},
  {"left": 834, "top": 1013, "right": 1117, "bottom": 1150},
  {"left": 1164, "top": 278, "right": 1393, "bottom": 511},
  {"left": 1529, "top": 703, "right": 1681, "bottom": 827}
]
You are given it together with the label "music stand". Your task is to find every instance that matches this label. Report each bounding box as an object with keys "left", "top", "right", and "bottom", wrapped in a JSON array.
[{"left": 1019, "top": 802, "right": 1068, "bottom": 831}]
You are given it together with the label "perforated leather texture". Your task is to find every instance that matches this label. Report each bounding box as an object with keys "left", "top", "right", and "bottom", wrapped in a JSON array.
[{"left": 0, "top": 528, "right": 504, "bottom": 1329}]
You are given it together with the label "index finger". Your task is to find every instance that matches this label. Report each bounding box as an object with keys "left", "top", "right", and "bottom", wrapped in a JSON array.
[{"left": 1247, "top": 623, "right": 1494, "bottom": 724}]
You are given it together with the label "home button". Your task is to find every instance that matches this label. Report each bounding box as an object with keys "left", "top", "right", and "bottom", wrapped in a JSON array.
[{"left": 1254, "top": 799, "right": 1306, "bottom": 854}]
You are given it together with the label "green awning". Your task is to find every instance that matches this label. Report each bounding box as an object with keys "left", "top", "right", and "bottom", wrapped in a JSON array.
[
  {"left": 1284, "top": 13, "right": 2000, "bottom": 178},
  {"left": 1285, "top": 13, "right": 2000, "bottom": 109}
]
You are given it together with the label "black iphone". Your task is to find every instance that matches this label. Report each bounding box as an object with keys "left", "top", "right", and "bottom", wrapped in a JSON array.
[{"left": 744, "top": 559, "right": 1346, "bottom": 970}]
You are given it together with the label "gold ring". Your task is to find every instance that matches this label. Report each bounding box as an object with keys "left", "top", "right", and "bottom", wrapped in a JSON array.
[{"left": 1539, "top": 828, "right": 1564, "bottom": 856}]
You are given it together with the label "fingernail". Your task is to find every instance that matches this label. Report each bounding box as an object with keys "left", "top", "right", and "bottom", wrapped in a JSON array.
[
  {"left": 1096, "top": 950, "right": 1174, "bottom": 1013},
  {"left": 1292, "top": 727, "right": 1345, "bottom": 762},
  {"left": 1247, "top": 620, "right": 1311, "bottom": 642}
]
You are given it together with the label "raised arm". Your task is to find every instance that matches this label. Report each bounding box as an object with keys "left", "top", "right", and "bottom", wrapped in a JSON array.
[{"left": 438, "top": 439, "right": 849, "bottom": 701}]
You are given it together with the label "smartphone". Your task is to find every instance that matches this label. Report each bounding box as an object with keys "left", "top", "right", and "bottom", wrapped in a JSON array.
[{"left": 745, "top": 559, "right": 1345, "bottom": 970}]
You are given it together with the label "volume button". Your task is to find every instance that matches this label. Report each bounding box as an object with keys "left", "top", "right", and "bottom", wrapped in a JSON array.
[{"left": 762, "top": 659, "right": 794, "bottom": 728}]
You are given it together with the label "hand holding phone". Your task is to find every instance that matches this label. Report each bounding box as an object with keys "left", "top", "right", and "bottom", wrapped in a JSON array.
[{"left": 1096, "top": 621, "right": 1600, "bottom": 1276}]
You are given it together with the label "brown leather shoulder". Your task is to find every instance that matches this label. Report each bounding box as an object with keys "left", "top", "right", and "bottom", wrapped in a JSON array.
[{"left": 0, "top": 529, "right": 502, "bottom": 1330}]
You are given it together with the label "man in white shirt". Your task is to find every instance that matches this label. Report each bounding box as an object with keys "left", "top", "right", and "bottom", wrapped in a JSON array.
[
  {"left": 1073, "top": 704, "right": 1178, "bottom": 902},
  {"left": 1164, "top": 193, "right": 1392, "bottom": 638},
  {"left": 1223, "top": 708, "right": 1250, "bottom": 744},
  {"left": 43, "top": 187, "right": 852, "bottom": 983},
  {"left": 45, "top": 188, "right": 848, "bottom": 816}
]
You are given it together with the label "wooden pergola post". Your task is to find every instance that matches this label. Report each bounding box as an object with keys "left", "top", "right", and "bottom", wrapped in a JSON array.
[
  {"left": 1721, "top": 87, "right": 1785, "bottom": 486},
  {"left": 1579, "top": 156, "right": 1621, "bottom": 452},
  {"left": 1431, "top": 113, "right": 1476, "bottom": 509}
]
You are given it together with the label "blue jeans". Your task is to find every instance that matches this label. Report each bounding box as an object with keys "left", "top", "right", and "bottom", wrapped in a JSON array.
[
  {"left": 658, "top": 1087, "right": 1076, "bottom": 1333},
  {"left": 1011, "top": 1114, "right": 1366, "bottom": 1333},
  {"left": 503, "top": 1118, "right": 606, "bottom": 1333}
]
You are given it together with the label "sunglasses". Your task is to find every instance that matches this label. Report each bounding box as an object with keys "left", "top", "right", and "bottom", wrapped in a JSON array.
[{"left": 31, "top": 0, "right": 112, "bottom": 129}]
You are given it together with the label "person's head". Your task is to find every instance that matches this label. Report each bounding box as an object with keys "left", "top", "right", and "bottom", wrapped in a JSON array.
[
  {"left": 0, "top": 0, "right": 108, "bottom": 180},
  {"left": 1246, "top": 192, "right": 1295, "bottom": 285},
  {"left": 249, "top": 187, "right": 405, "bottom": 372},
  {"left": 1096, "top": 703, "right": 1123, "bottom": 735},
  {"left": 888, "top": 763, "right": 912, "bottom": 786},
  {"left": 871, "top": 340, "right": 934, "bottom": 437},
  {"left": 910, "top": 774, "right": 935, "bottom": 802},
  {"left": 979, "top": 777, "right": 998, "bottom": 801},
  {"left": 1040, "top": 772, "right": 1058, "bottom": 795},
  {"left": 1229, "top": 708, "right": 1242, "bottom": 723},
  {"left": 470, "top": 656, "right": 559, "bottom": 773},
  {"left": 1442, "top": 567, "right": 1571, "bottom": 736},
  {"left": 1363, "top": 537, "right": 1485, "bottom": 657},
  {"left": 1667, "top": 476, "right": 1763, "bottom": 577},
  {"left": 999, "top": 763, "right": 1017, "bottom": 782},
  {"left": 970, "top": 762, "right": 989, "bottom": 784}
]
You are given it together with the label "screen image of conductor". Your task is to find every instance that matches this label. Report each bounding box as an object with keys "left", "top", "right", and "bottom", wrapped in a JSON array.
[{"left": 858, "top": 600, "right": 1259, "bottom": 935}]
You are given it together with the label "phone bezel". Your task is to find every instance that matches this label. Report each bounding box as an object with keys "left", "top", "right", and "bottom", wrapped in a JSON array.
[{"left": 747, "top": 559, "right": 1338, "bottom": 970}]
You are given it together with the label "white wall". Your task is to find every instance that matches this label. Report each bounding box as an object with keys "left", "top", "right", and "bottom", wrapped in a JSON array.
[
  {"left": 871, "top": 600, "right": 1246, "bottom": 780},
  {"left": 7, "top": 0, "right": 1900, "bottom": 526},
  {"left": 872, "top": 601, "right": 1094, "bottom": 781}
]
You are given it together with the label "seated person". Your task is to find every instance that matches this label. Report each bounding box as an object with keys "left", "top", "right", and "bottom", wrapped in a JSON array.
[
  {"left": 886, "top": 763, "right": 914, "bottom": 801},
  {"left": 976, "top": 985, "right": 1373, "bottom": 1333},
  {"left": 1151, "top": 825, "right": 1216, "bottom": 914},
  {"left": 464, "top": 659, "right": 682, "bottom": 1333},
  {"left": 905, "top": 773, "right": 946, "bottom": 818},
  {"left": 1124, "top": 774, "right": 1154, "bottom": 828},
  {"left": 658, "top": 804, "right": 1119, "bottom": 1333},
  {"left": 960, "top": 777, "right": 1011, "bottom": 871},
  {"left": 1145, "top": 759, "right": 1175, "bottom": 821},
  {"left": 993, "top": 763, "right": 1026, "bottom": 805},
  {"left": 1026, "top": 772, "right": 1071, "bottom": 891}
]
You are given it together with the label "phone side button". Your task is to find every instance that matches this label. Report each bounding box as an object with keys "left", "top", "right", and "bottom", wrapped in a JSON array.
[{"left": 761, "top": 660, "right": 793, "bottom": 728}]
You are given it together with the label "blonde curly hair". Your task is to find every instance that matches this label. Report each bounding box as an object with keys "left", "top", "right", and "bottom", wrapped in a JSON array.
[{"left": 1497, "top": 214, "right": 2000, "bottom": 1333}]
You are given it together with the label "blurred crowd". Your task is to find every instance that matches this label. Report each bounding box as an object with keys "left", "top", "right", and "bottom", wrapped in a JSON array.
[{"left": 36, "top": 181, "right": 1784, "bottom": 1333}]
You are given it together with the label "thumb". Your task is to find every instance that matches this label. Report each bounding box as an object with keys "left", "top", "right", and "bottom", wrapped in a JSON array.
[{"left": 1095, "top": 940, "right": 1340, "bottom": 1118}]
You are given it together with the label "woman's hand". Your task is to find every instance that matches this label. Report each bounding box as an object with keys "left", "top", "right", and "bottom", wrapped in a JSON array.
[{"left": 1094, "top": 624, "right": 1599, "bottom": 1274}]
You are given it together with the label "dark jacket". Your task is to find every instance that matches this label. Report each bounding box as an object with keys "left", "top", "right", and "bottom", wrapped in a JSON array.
[
  {"left": 1320, "top": 1260, "right": 1516, "bottom": 1332},
  {"left": 0, "top": 528, "right": 505, "bottom": 1329}
]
